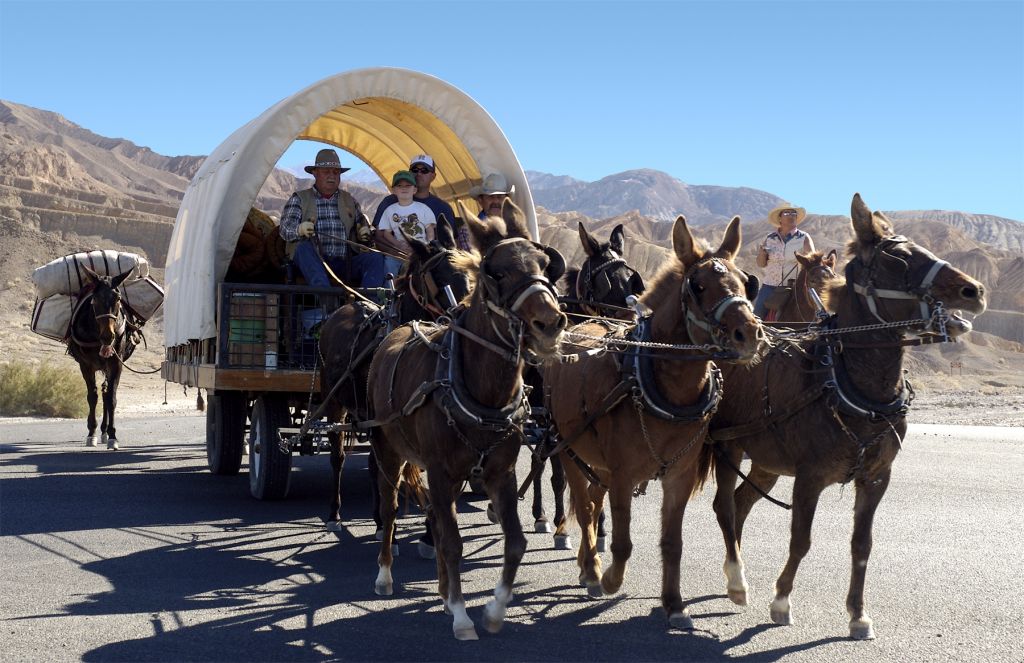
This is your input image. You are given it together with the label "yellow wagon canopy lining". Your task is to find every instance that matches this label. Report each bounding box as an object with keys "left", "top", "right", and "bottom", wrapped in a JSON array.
[
  {"left": 304, "top": 97, "right": 483, "bottom": 201},
  {"left": 163, "top": 67, "right": 535, "bottom": 348}
]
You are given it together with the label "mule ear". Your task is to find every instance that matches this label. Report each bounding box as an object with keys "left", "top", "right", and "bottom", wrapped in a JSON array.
[
  {"left": 715, "top": 216, "right": 742, "bottom": 261},
  {"left": 435, "top": 214, "right": 457, "bottom": 250},
  {"left": 851, "top": 193, "right": 893, "bottom": 243},
  {"left": 672, "top": 215, "right": 704, "bottom": 267},
  {"left": 81, "top": 265, "right": 101, "bottom": 285},
  {"left": 578, "top": 222, "right": 600, "bottom": 257},
  {"left": 795, "top": 251, "right": 813, "bottom": 269},
  {"left": 825, "top": 248, "right": 838, "bottom": 267},
  {"left": 459, "top": 200, "right": 500, "bottom": 251},
  {"left": 403, "top": 229, "right": 432, "bottom": 261},
  {"left": 609, "top": 224, "right": 625, "bottom": 255},
  {"left": 111, "top": 269, "right": 134, "bottom": 290},
  {"left": 501, "top": 198, "right": 530, "bottom": 239}
]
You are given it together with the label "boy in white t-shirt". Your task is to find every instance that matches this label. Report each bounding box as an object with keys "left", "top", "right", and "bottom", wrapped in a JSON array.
[{"left": 374, "top": 170, "right": 437, "bottom": 277}]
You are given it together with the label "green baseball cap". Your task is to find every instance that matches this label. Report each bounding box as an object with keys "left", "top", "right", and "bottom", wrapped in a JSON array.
[{"left": 392, "top": 170, "right": 416, "bottom": 186}]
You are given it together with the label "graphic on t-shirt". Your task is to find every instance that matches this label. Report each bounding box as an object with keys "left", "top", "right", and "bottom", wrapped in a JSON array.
[{"left": 393, "top": 212, "right": 425, "bottom": 239}]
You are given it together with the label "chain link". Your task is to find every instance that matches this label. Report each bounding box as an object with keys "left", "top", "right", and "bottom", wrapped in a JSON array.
[{"left": 563, "top": 329, "right": 721, "bottom": 354}]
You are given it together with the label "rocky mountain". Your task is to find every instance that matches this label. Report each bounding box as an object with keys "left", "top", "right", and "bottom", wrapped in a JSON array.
[{"left": 528, "top": 168, "right": 787, "bottom": 225}]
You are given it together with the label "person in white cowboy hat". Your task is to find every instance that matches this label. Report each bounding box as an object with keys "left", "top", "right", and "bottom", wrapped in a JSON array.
[
  {"left": 753, "top": 202, "right": 816, "bottom": 318},
  {"left": 372, "top": 154, "right": 468, "bottom": 250},
  {"left": 471, "top": 172, "right": 516, "bottom": 220},
  {"left": 279, "top": 148, "right": 385, "bottom": 288}
]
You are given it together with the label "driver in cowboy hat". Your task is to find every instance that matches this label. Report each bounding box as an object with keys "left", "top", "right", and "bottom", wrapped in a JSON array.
[
  {"left": 471, "top": 172, "right": 516, "bottom": 220},
  {"left": 753, "top": 202, "right": 816, "bottom": 318},
  {"left": 279, "top": 148, "right": 385, "bottom": 288}
]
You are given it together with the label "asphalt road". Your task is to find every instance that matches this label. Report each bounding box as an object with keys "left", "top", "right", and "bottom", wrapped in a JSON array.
[{"left": 1, "top": 415, "right": 1021, "bottom": 662}]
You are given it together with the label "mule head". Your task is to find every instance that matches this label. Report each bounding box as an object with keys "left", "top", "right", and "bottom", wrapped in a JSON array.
[
  {"left": 672, "top": 215, "right": 764, "bottom": 361},
  {"left": 575, "top": 222, "right": 645, "bottom": 320},
  {"left": 82, "top": 266, "right": 132, "bottom": 358},
  {"left": 795, "top": 249, "right": 841, "bottom": 292},
  {"left": 459, "top": 199, "right": 568, "bottom": 359},
  {"left": 847, "top": 193, "right": 986, "bottom": 337},
  {"left": 403, "top": 230, "right": 474, "bottom": 316}
]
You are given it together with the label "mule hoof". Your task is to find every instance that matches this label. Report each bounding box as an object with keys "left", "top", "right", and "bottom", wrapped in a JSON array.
[
  {"left": 849, "top": 616, "right": 875, "bottom": 640},
  {"left": 453, "top": 624, "right": 479, "bottom": 641},
  {"left": 85, "top": 436, "right": 98, "bottom": 447},
  {"left": 553, "top": 534, "right": 572, "bottom": 550},
  {"left": 418, "top": 541, "right": 436, "bottom": 559},
  {"left": 770, "top": 599, "right": 793, "bottom": 626},
  {"left": 325, "top": 520, "right": 343, "bottom": 532},
  {"left": 374, "top": 581, "right": 393, "bottom": 596},
  {"left": 482, "top": 613, "right": 504, "bottom": 634},
  {"left": 587, "top": 583, "right": 604, "bottom": 598},
  {"left": 486, "top": 504, "right": 499, "bottom": 525},
  {"left": 596, "top": 535, "right": 607, "bottom": 552},
  {"left": 534, "top": 519, "right": 553, "bottom": 533},
  {"left": 727, "top": 588, "right": 748, "bottom": 606},
  {"left": 669, "top": 611, "right": 694, "bottom": 630},
  {"left": 106, "top": 437, "right": 119, "bottom": 450}
]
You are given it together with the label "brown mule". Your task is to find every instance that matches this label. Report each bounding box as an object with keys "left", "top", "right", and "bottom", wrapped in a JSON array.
[
  {"left": 709, "top": 193, "right": 987, "bottom": 639},
  {"left": 366, "top": 199, "right": 567, "bottom": 640},
  {"left": 543, "top": 215, "right": 764, "bottom": 629},
  {"left": 771, "top": 249, "right": 839, "bottom": 322},
  {"left": 68, "top": 266, "right": 137, "bottom": 451},
  {"left": 317, "top": 223, "right": 473, "bottom": 532}
]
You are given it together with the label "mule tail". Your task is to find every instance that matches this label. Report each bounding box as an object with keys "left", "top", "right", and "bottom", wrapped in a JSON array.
[
  {"left": 692, "top": 440, "right": 717, "bottom": 497},
  {"left": 400, "top": 464, "right": 430, "bottom": 514}
]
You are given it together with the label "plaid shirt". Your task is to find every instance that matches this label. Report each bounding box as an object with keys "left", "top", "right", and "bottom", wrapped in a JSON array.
[{"left": 280, "top": 188, "right": 361, "bottom": 258}]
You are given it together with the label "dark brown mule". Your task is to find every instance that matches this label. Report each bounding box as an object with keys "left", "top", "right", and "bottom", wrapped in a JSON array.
[
  {"left": 318, "top": 223, "right": 472, "bottom": 535},
  {"left": 68, "top": 267, "right": 136, "bottom": 450},
  {"left": 366, "top": 200, "right": 567, "bottom": 640},
  {"left": 544, "top": 216, "right": 764, "bottom": 629},
  {"left": 526, "top": 222, "right": 645, "bottom": 549},
  {"left": 709, "top": 194, "right": 986, "bottom": 639},
  {"left": 772, "top": 249, "right": 839, "bottom": 322}
]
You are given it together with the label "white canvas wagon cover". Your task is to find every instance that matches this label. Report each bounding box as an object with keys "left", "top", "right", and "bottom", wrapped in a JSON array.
[{"left": 164, "top": 67, "right": 537, "bottom": 347}]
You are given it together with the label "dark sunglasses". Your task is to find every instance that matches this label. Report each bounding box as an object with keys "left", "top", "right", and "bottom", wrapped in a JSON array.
[
  {"left": 410, "top": 167, "right": 433, "bottom": 174},
  {"left": 779, "top": 210, "right": 798, "bottom": 217}
]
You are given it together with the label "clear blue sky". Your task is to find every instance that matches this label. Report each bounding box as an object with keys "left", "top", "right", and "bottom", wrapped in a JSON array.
[{"left": 1, "top": 0, "right": 1022, "bottom": 220}]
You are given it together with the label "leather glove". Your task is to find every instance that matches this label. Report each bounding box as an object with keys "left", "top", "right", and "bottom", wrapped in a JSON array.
[
  {"left": 355, "top": 223, "right": 372, "bottom": 243},
  {"left": 298, "top": 221, "right": 315, "bottom": 238}
]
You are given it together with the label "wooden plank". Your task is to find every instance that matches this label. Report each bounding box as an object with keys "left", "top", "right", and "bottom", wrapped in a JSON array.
[{"left": 161, "top": 361, "right": 320, "bottom": 392}]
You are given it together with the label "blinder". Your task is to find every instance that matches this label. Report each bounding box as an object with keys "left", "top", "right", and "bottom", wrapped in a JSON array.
[
  {"left": 480, "top": 238, "right": 562, "bottom": 313},
  {"left": 848, "top": 236, "right": 950, "bottom": 329},
  {"left": 741, "top": 271, "right": 760, "bottom": 302}
]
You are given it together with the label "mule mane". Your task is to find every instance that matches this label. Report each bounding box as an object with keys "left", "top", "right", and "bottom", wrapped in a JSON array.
[{"left": 447, "top": 249, "right": 482, "bottom": 304}]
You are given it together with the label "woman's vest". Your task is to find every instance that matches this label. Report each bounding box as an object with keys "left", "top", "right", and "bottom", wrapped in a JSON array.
[{"left": 762, "top": 228, "right": 808, "bottom": 286}]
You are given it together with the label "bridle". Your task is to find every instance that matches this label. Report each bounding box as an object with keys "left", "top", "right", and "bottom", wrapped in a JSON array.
[
  {"left": 404, "top": 247, "right": 461, "bottom": 319},
  {"left": 474, "top": 237, "right": 563, "bottom": 364},
  {"left": 680, "top": 257, "right": 753, "bottom": 351},
  {"left": 846, "top": 236, "right": 950, "bottom": 335},
  {"left": 575, "top": 251, "right": 644, "bottom": 317},
  {"left": 72, "top": 283, "right": 126, "bottom": 351},
  {"left": 794, "top": 261, "right": 838, "bottom": 320}
]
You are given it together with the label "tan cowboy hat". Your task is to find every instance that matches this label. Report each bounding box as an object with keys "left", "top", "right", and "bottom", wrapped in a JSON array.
[
  {"left": 470, "top": 172, "right": 515, "bottom": 197},
  {"left": 767, "top": 203, "right": 807, "bottom": 227},
  {"left": 304, "top": 148, "right": 351, "bottom": 174}
]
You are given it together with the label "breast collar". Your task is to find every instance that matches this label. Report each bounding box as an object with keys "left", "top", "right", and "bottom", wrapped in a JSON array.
[{"left": 618, "top": 315, "right": 722, "bottom": 423}]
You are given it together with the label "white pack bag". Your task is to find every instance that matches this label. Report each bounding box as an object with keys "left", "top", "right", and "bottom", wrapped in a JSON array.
[
  {"left": 32, "top": 250, "right": 150, "bottom": 299},
  {"left": 120, "top": 276, "right": 165, "bottom": 322},
  {"left": 30, "top": 294, "right": 79, "bottom": 342}
]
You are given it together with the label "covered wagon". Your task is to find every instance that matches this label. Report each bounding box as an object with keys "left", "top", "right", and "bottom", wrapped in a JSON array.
[{"left": 161, "top": 67, "right": 537, "bottom": 499}]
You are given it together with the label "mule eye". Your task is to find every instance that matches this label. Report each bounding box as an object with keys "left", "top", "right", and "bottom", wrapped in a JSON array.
[{"left": 692, "top": 282, "right": 705, "bottom": 293}]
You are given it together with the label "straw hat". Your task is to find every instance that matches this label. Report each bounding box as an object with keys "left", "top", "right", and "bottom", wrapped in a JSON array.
[{"left": 767, "top": 203, "right": 807, "bottom": 227}]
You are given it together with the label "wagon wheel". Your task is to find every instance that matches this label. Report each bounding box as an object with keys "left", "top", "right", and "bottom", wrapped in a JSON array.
[
  {"left": 206, "top": 391, "right": 246, "bottom": 475},
  {"left": 248, "top": 394, "right": 292, "bottom": 500}
]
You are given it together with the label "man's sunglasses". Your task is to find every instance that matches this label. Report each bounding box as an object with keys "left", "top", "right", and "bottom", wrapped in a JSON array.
[
  {"left": 779, "top": 210, "right": 798, "bottom": 217},
  {"left": 410, "top": 167, "right": 433, "bottom": 174}
]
